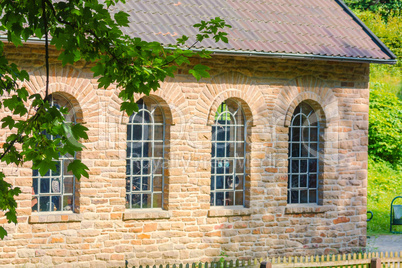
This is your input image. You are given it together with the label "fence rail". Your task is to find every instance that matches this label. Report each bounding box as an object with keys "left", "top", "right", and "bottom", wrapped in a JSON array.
[{"left": 129, "top": 251, "right": 402, "bottom": 268}]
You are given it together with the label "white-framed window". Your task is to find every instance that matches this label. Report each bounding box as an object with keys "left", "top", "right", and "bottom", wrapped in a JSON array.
[
  {"left": 288, "top": 102, "right": 320, "bottom": 204},
  {"left": 126, "top": 97, "right": 165, "bottom": 209},
  {"left": 32, "top": 94, "right": 77, "bottom": 213},
  {"left": 211, "top": 99, "right": 246, "bottom": 206}
]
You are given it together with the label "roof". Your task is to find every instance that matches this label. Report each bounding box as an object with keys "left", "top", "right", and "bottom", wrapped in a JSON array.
[{"left": 112, "top": 0, "right": 397, "bottom": 64}]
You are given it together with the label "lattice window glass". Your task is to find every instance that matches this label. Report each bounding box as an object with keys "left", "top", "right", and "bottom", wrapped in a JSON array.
[
  {"left": 32, "top": 94, "right": 77, "bottom": 213},
  {"left": 126, "top": 98, "right": 165, "bottom": 209},
  {"left": 288, "top": 102, "right": 320, "bottom": 204},
  {"left": 211, "top": 99, "right": 246, "bottom": 206}
]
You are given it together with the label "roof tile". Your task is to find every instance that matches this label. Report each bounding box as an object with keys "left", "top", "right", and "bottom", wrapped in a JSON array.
[{"left": 112, "top": 0, "right": 395, "bottom": 61}]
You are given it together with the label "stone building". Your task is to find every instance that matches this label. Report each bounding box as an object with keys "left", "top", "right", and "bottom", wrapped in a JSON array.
[{"left": 0, "top": 0, "right": 397, "bottom": 267}]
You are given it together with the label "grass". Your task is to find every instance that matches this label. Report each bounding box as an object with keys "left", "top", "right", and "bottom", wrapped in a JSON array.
[{"left": 367, "top": 157, "right": 402, "bottom": 234}]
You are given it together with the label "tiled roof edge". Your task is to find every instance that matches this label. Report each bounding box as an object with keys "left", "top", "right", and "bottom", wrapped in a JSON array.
[
  {"left": 334, "top": 0, "right": 397, "bottom": 60},
  {"left": 1, "top": 36, "right": 397, "bottom": 65},
  {"left": 173, "top": 48, "right": 397, "bottom": 65}
]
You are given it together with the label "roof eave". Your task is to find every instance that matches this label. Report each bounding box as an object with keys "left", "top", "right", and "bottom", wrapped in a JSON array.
[
  {"left": 180, "top": 48, "right": 398, "bottom": 65},
  {"left": 1, "top": 36, "right": 396, "bottom": 65}
]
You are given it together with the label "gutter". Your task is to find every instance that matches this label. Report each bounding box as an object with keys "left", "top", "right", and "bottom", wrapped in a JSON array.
[
  {"left": 187, "top": 48, "right": 397, "bottom": 65},
  {"left": 1, "top": 36, "right": 397, "bottom": 65}
]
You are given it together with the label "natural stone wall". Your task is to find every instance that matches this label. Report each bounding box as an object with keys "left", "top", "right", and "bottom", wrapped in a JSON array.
[{"left": 0, "top": 44, "right": 369, "bottom": 267}]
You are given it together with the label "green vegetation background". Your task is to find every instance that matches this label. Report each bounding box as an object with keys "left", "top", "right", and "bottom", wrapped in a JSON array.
[{"left": 346, "top": 5, "right": 402, "bottom": 234}]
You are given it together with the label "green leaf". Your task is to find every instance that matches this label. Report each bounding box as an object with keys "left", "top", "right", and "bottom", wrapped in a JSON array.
[
  {"left": 120, "top": 101, "right": 138, "bottom": 116},
  {"left": 1, "top": 116, "right": 15, "bottom": 129},
  {"left": 67, "top": 160, "right": 89, "bottom": 180},
  {"left": 0, "top": 227, "right": 7, "bottom": 240},
  {"left": 114, "top": 11, "right": 130, "bottom": 27},
  {"left": 189, "top": 64, "right": 210, "bottom": 80}
]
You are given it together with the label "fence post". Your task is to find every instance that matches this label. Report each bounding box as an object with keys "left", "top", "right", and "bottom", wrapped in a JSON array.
[
  {"left": 260, "top": 262, "right": 272, "bottom": 268},
  {"left": 370, "top": 258, "right": 381, "bottom": 268}
]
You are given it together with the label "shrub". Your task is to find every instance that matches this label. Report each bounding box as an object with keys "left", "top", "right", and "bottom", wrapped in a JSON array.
[{"left": 369, "top": 83, "right": 402, "bottom": 164}]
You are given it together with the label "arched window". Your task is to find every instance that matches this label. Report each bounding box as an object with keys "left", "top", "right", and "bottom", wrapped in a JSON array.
[
  {"left": 126, "top": 97, "right": 165, "bottom": 209},
  {"left": 211, "top": 99, "right": 246, "bottom": 206},
  {"left": 32, "top": 94, "right": 77, "bottom": 212},
  {"left": 288, "top": 102, "right": 320, "bottom": 204}
]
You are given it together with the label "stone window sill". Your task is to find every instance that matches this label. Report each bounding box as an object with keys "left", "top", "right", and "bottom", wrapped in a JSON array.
[
  {"left": 208, "top": 206, "right": 252, "bottom": 217},
  {"left": 285, "top": 204, "right": 336, "bottom": 214},
  {"left": 123, "top": 209, "right": 171, "bottom": 221},
  {"left": 29, "top": 212, "right": 82, "bottom": 224}
]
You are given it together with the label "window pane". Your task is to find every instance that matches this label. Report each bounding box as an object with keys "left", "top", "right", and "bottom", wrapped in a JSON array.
[
  {"left": 53, "top": 162, "right": 61, "bottom": 176},
  {"left": 132, "top": 160, "right": 141, "bottom": 175},
  {"left": 39, "top": 196, "right": 50, "bottom": 212},
  {"left": 300, "top": 175, "right": 307, "bottom": 188},
  {"left": 291, "top": 175, "right": 298, "bottom": 188},
  {"left": 125, "top": 178, "right": 131, "bottom": 192},
  {"left": 291, "top": 191, "right": 299, "bottom": 203},
  {"left": 63, "top": 195, "right": 74, "bottom": 211},
  {"left": 126, "top": 194, "right": 131, "bottom": 209},
  {"left": 309, "top": 174, "right": 317, "bottom": 188},
  {"left": 154, "top": 142, "right": 164, "bottom": 158},
  {"left": 291, "top": 127, "right": 300, "bottom": 141},
  {"left": 309, "top": 190, "right": 317, "bottom": 203},
  {"left": 291, "top": 143, "right": 300, "bottom": 157},
  {"left": 216, "top": 192, "right": 224, "bottom": 206},
  {"left": 131, "top": 194, "right": 141, "bottom": 208},
  {"left": 142, "top": 176, "right": 150, "bottom": 191},
  {"left": 132, "top": 177, "right": 141, "bottom": 191},
  {"left": 152, "top": 159, "right": 163, "bottom": 175},
  {"left": 225, "top": 192, "right": 234, "bottom": 206},
  {"left": 142, "top": 194, "right": 151, "bottom": 208},
  {"left": 153, "top": 193, "right": 162, "bottom": 208},
  {"left": 153, "top": 176, "right": 162, "bottom": 192},
  {"left": 309, "top": 159, "right": 318, "bottom": 172},
  {"left": 310, "top": 143, "right": 318, "bottom": 157},
  {"left": 291, "top": 160, "right": 299, "bottom": 173},
  {"left": 154, "top": 125, "right": 164, "bottom": 141},
  {"left": 142, "top": 160, "right": 150, "bottom": 175},
  {"left": 63, "top": 177, "right": 73, "bottom": 193},
  {"left": 40, "top": 178, "right": 50, "bottom": 193},
  {"left": 216, "top": 176, "right": 224, "bottom": 190},
  {"left": 51, "top": 178, "right": 61, "bottom": 193},
  {"left": 235, "top": 191, "right": 243, "bottom": 206},
  {"left": 235, "top": 175, "right": 243, "bottom": 190},
  {"left": 300, "top": 160, "right": 307, "bottom": 173},
  {"left": 33, "top": 178, "right": 38, "bottom": 195},
  {"left": 301, "top": 144, "right": 309, "bottom": 157},
  {"left": 300, "top": 190, "right": 308, "bottom": 203},
  {"left": 63, "top": 159, "right": 73, "bottom": 176}
]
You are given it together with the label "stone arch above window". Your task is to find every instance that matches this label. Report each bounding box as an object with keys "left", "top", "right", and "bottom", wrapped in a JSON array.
[
  {"left": 32, "top": 93, "right": 81, "bottom": 213},
  {"left": 125, "top": 96, "right": 168, "bottom": 209},
  {"left": 210, "top": 98, "right": 249, "bottom": 207},
  {"left": 287, "top": 101, "right": 322, "bottom": 204},
  {"left": 273, "top": 75, "right": 338, "bottom": 128}
]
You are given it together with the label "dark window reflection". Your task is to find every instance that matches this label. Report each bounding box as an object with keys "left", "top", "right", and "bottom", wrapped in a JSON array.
[
  {"left": 287, "top": 102, "right": 320, "bottom": 204},
  {"left": 126, "top": 97, "right": 165, "bottom": 209}
]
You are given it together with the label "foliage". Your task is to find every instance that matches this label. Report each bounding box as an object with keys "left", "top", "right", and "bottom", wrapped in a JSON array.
[
  {"left": 354, "top": 10, "right": 402, "bottom": 67},
  {"left": 366, "top": 49, "right": 401, "bottom": 234},
  {"left": 367, "top": 157, "right": 402, "bottom": 234},
  {"left": 0, "top": 0, "right": 230, "bottom": 238},
  {"left": 368, "top": 83, "right": 402, "bottom": 164},
  {"left": 344, "top": 0, "right": 401, "bottom": 19}
]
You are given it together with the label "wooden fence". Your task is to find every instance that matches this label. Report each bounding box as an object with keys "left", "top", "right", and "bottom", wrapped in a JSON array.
[{"left": 128, "top": 251, "right": 402, "bottom": 268}]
